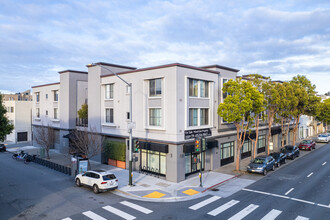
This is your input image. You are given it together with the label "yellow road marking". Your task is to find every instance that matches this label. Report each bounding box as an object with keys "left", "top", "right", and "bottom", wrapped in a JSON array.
[
  {"left": 143, "top": 191, "right": 166, "bottom": 198},
  {"left": 183, "top": 189, "right": 200, "bottom": 196}
]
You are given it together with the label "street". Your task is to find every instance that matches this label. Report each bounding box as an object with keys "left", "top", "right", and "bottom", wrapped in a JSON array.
[{"left": 1, "top": 143, "right": 329, "bottom": 220}]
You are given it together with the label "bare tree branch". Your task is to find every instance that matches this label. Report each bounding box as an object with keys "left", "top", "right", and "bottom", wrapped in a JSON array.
[{"left": 34, "top": 125, "right": 55, "bottom": 159}]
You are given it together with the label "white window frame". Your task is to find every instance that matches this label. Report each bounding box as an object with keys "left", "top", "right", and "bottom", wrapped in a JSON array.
[
  {"left": 105, "top": 108, "right": 114, "bottom": 123},
  {"left": 149, "top": 78, "right": 162, "bottom": 97},
  {"left": 105, "top": 84, "right": 114, "bottom": 100},
  {"left": 36, "top": 92, "right": 40, "bottom": 103},
  {"left": 149, "top": 108, "right": 162, "bottom": 127},
  {"left": 189, "top": 79, "right": 209, "bottom": 98}
]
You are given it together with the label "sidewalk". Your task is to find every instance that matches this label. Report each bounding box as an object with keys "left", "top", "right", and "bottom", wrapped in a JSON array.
[{"left": 5, "top": 145, "right": 256, "bottom": 202}]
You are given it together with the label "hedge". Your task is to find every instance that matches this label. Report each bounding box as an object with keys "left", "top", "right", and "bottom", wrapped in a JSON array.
[{"left": 104, "top": 141, "right": 126, "bottom": 162}]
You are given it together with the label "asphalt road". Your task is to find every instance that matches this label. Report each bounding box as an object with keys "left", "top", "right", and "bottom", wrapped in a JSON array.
[{"left": 1, "top": 143, "right": 329, "bottom": 220}]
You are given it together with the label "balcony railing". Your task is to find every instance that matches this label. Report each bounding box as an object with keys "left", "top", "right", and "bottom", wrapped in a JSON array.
[{"left": 76, "top": 118, "right": 88, "bottom": 127}]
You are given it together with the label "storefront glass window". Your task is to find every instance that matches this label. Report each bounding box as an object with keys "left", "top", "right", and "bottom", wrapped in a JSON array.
[{"left": 221, "top": 142, "right": 234, "bottom": 159}]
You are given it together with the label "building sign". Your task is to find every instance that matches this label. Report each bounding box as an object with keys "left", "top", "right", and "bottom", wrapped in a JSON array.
[{"left": 184, "top": 128, "right": 211, "bottom": 140}]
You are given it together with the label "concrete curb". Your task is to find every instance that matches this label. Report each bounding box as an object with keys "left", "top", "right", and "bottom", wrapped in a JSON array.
[{"left": 201, "top": 174, "right": 242, "bottom": 193}]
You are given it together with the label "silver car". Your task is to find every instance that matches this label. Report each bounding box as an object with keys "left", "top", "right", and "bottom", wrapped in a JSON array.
[{"left": 316, "top": 134, "right": 329, "bottom": 143}]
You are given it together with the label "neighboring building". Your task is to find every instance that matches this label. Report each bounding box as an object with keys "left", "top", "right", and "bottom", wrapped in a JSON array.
[
  {"left": 32, "top": 62, "right": 296, "bottom": 182},
  {"left": 2, "top": 89, "right": 32, "bottom": 101},
  {"left": 3, "top": 100, "right": 32, "bottom": 143}
]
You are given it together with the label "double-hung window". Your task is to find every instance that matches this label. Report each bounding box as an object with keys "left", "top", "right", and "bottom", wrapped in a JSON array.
[
  {"left": 105, "top": 84, "right": 114, "bottom": 99},
  {"left": 149, "top": 108, "right": 161, "bottom": 126},
  {"left": 200, "top": 108, "right": 209, "bottom": 125},
  {"left": 189, "top": 108, "right": 198, "bottom": 126},
  {"left": 200, "top": 81, "right": 209, "bottom": 98},
  {"left": 36, "top": 108, "right": 40, "bottom": 118},
  {"left": 189, "top": 79, "right": 198, "bottom": 97},
  {"left": 54, "top": 108, "right": 58, "bottom": 119},
  {"left": 54, "top": 90, "right": 59, "bottom": 102},
  {"left": 105, "top": 108, "right": 114, "bottom": 123},
  {"left": 36, "top": 92, "right": 40, "bottom": 103},
  {"left": 223, "top": 79, "right": 229, "bottom": 99},
  {"left": 149, "top": 79, "right": 162, "bottom": 96}
]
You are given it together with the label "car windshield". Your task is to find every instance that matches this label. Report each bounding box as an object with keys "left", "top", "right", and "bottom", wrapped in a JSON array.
[
  {"left": 285, "top": 146, "right": 293, "bottom": 150},
  {"left": 102, "top": 174, "right": 116, "bottom": 181},
  {"left": 252, "top": 158, "right": 265, "bottom": 164},
  {"left": 301, "top": 140, "right": 311, "bottom": 144},
  {"left": 319, "top": 134, "right": 327, "bottom": 137}
]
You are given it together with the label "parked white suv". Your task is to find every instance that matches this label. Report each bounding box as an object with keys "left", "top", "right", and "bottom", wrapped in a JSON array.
[
  {"left": 316, "top": 134, "right": 329, "bottom": 143},
  {"left": 75, "top": 169, "right": 118, "bottom": 194}
]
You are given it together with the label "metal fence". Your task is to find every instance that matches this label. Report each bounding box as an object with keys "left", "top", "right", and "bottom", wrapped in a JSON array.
[{"left": 33, "top": 157, "right": 71, "bottom": 175}]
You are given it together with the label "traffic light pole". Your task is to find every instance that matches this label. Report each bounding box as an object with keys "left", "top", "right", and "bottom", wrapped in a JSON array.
[
  {"left": 199, "top": 150, "right": 202, "bottom": 187},
  {"left": 128, "top": 83, "right": 133, "bottom": 186}
]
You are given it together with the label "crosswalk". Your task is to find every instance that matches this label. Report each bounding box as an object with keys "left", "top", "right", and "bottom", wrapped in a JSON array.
[
  {"left": 62, "top": 201, "right": 153, "bottom": 220},
  {"left": 189, "top": 195, "right": 310, "bottom": 220}
]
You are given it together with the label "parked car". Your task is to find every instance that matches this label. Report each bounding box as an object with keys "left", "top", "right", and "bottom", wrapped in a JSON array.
[
  {"left": 298, "top": 140, "right": 316, "bottom": 151},
  {"left": 0, "top": 144, "right": 6, "bottom": 152},
  {"left": 75, "top": 169, "right": 118, "bottom": 194},
  {"left": 269, "top": 152, "right": 286, "bottom": 167},
  {"left": 316, "top": 134, "right": 329, "bottom": 143},
  {"left": 281, "top": 145, "right": 300, "bottom": 159},
  {"left": 247, "top": 155, "right": 276, "bottom": 176}
]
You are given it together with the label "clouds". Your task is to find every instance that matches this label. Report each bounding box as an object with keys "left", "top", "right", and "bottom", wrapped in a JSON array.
[{"left": 0, "top": 0, "right": 329, "bottom": 94}]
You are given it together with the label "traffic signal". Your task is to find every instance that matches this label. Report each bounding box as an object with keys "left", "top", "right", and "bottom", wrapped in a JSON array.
[
  {"left": 201, "top": 138, "right": 206, "bottom": 151},
  {"left": 195, "top": 139, "right": 200, "bottom": 152},
  {"left": 133, "top": 139, "right": 139, "bottom": 153}
]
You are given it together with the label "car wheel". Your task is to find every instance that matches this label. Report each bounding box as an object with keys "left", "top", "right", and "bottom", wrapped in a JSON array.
[
  {"left": 263, "top": 169, "right": 267, "bottom": 176},
  {"left": 277, "top": 162, "right": 281, "bottom": 167},
  {"left": 283, "top": 159, "right": 286, "bottom": 164},
  {"left": 272, "top": 165, "right": 275, "bottom": 171},
  {"left": 93, "top": 184, "right": 99, "bottom": 194},
  {"left": 75, "top": 178, "right": 81, "bottom": 187},
  {"left": 292, "top": 155, "right": 295, "bottom": 160}
]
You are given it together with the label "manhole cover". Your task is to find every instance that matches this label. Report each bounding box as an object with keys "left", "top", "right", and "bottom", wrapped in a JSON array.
[
  {"left": 211, "top": 188, "right": 219, "bottom": 191},
  {"left": 162, "top": 215, "right": 177, "bottom": 220}
]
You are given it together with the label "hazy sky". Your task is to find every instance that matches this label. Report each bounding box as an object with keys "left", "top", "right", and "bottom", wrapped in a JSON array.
[{"left": 1, "top": 0, "right": 329, "bottom": 94}]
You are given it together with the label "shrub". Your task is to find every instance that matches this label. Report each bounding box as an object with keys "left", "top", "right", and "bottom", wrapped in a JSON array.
[{"left": 104, "top": 141, "right": 126, "bottom": 162}]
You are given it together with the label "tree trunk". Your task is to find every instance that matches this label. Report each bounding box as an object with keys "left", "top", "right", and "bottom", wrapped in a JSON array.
[
  {"left": 267, "top": 112, "right": 274, "bottom": 155},
  {"left": 46, "top": 148, "right": 50, "bottom": 159},
  {"left": 292, "top": 115, "right": 300, "bottom": 145},
  {"left": 235, "top": 125, "right": 241, "bottom": 171},
  {"left": 253, "top": 116, "right": 260, "bottom": 159}
]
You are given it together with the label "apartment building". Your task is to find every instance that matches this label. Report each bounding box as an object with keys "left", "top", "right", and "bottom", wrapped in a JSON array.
[
  {"left": 2, "top": 89, "right": 32, "bottom": 101},
  {"left": 32, "top": 62, "right": 294, "bottom": 182},
  {"left": 3, "top": 100, "right": 32, "bottom": 143}
]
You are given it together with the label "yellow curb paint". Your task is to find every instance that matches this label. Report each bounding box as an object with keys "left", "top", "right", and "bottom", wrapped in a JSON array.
[
  {"left": 183, "top": 189, "right": 200, "bottom": 196},
  {"left": 143, "top": 191, "right": 166, "bottom": 198}
]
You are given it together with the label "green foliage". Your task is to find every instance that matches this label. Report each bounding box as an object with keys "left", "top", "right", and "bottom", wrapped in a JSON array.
[
  {"left": 77, "top": 104, "right": 88, "bottom": 119},
  {"left": 104, "top": 141, "right": 126, "bottom": 162},
  {"left": 0, "top": 94, "right": 14, "bottom": 142},
  {"left": 317, "top": 98, "right": 330, "bottom": 124}
]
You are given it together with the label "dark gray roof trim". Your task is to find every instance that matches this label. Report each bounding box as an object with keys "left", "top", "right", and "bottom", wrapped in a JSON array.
[{"left": 201, "top": 64, "right": 240, "bottom": 73}]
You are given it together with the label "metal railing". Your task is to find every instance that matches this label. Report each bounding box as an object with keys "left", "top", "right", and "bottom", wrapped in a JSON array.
[
  {"left": 33, "top": 157, "right": 71, "bottom": 175},
  {"left": 76, "top": 118, "right": 88, "bottom": 127}
]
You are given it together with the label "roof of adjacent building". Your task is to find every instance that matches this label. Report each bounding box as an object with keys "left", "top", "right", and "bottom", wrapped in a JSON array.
[
  {"left": 201, "top": 64, "right": 240, "bottom": 73},
  {"left": 58, "top": 70, "right": 88, "bottom": 74},
  {"left": 87, "top": 62, "right": 137, "bottom": 70},
  {"left": 31, "top": 82, "right": 60, "bottom": 89}
]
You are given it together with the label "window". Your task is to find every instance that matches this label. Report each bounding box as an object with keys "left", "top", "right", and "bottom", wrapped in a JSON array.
[
  {"left": 36, "top": 108, "right": 40, "bottom": 118},
  {"left": 105, "top": 84, "right": 114, "bottom": 99},
  {"left": 46, "top": 110, "right": 48, "bottom": 116},
  {"left": 223, "top": 79, "right": 229, "bottom": 99},
  {"left": 189, "top": 108, "right": 198, "bottom": 126},
  {"left": 149, "top": 78, "right": 162, "bottom": 96},
  {"left": 221, "top": 142, "right": 234, "bottom": 159},
  {"left": 200, "top": 108, "right": 209, "bottom": 125},
  {"left": 54, "top": 108, "right": 58, "bottom": 119},
  {"left": 149, "top": 108, "right": 161, "bottom": 126},
  {"left": 200, "top": 81, "right": 209, "bottom": 98},
  {"left": 53, "top": 90, "right": 59, "bottom": 102},
  {"left": 105, "top": 108, "right": 114, "bottom": 123},
  {"left": 189, "top": 79, "right": 198, "bottom": 97},
  {"left": 258, "top": 135, "right": 266, "bottom": 149},
  {"left": 46, "top": 94, "right": 48, "bottom": 99},
  {"left": 189, "top": 79, "right": 209, "bottom": 98},
  {"left": 36, "top": 92, "right": 40, "bottom": 102}
]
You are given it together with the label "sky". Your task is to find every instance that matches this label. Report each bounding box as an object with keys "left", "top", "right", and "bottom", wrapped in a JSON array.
[{"left": 0, "top": 0, "right": 329, "bottom": 94}]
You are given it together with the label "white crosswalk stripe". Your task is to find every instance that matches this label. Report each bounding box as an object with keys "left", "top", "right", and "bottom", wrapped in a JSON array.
[
  {"left": 189, "top": 196, "right": 221, "bottom": 210},
  {"left": 61, "top": 218, "right": 72, "bottom": 220},
  {"left": 260, "top": 209, "right": 282, "bottom": 220},
  {"left": 82, "top": 211, "right": 107, "bottom": 220},
  {"left": 120, "top": 201, "right": 153, "bottom": 214},
  {"left": 228, "top": 204, "right": 259, "bottom": 220},
  {"left": 207, "top": 199, "right": 239, "bottom": 216},
  {"left": 103, "top": 205, "right": 136, "bottom": 220},
  {"left": 295, "top": 216, "right": 309, "bottom": 220}
]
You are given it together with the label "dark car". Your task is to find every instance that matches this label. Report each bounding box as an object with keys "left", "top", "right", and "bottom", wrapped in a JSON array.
[
  {"left": 281, "top": 145, "right": 299, "bottom": 159},
  {"left": 247, "top": 155, "right": 275, "bottom": 176},
  {"left": 269, "top": 152, "right": 286, "bottom": 167},
  {"left": 298, "top": 140, "right": 316, "bottom": 151},
  {"left": 0, "top": 144, "right": 6, "bottom": 152}
]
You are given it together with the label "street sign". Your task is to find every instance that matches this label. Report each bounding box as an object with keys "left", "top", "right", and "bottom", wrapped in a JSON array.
[{"left": 127, "top": 121, "right": 136, "bottom": 129}]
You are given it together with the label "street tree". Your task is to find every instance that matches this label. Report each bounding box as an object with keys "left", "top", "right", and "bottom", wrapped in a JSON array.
[
  {"left": 218, "top": 78, "right": 263, "bottom": 171},
  {"left": 34, "top": 125, "right": 55, "bottom": 159},
  {"left": 277, "top": 82, "right": 297, "bottom": 148},
  {"left": 290, "top": 75, "right": 319, "bottom": 145},
  {"left": 262, "top": 80, "right": 281, "bottom": 154},
  {"left": 69, "top": 127, "right": 104, "bottom": 170},
  {"left": 316, "top": 98, "right": 330, "bottom": 130},
  {"left": 0, "top": 94, "right": 14, "bottom": 142},
  {"left": 245, "top": 74, "right": 265, "bottom": 159}
]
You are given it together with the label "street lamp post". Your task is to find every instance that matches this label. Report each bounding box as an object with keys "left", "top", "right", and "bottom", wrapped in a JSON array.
[{"left": 88, "top": 63, "right": 133, "bottom": 186}]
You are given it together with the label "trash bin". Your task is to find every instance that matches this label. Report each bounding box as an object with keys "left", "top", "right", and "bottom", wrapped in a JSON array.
[{"left": 40, "top": 148, "right": 45, "bottom": 158}]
